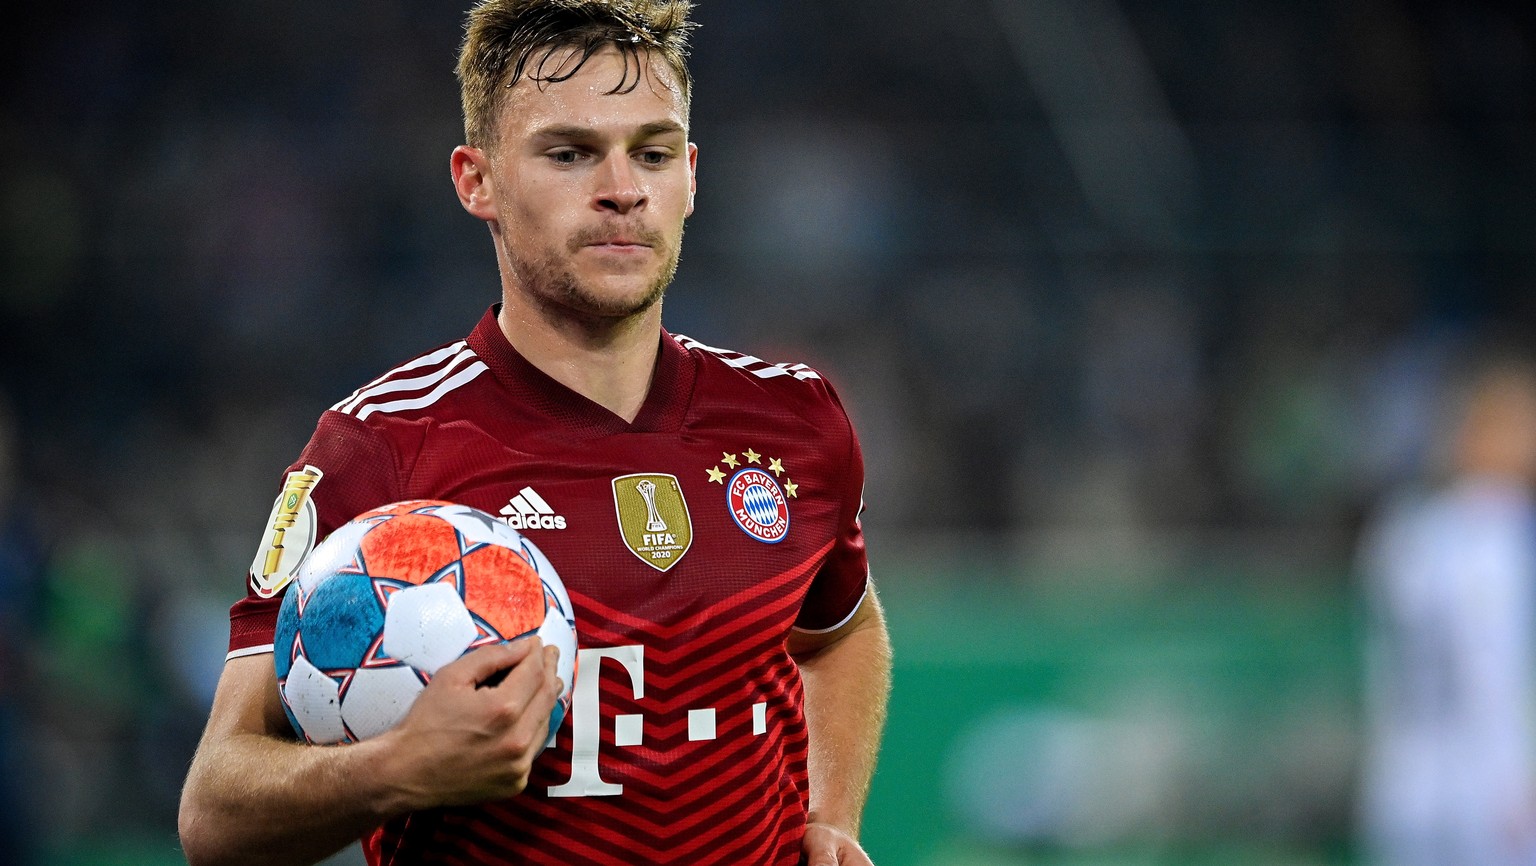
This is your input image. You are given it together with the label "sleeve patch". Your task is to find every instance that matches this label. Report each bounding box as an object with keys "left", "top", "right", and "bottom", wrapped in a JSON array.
[{"left": 248, "top": 465, "right": 324, "bottom": 598}]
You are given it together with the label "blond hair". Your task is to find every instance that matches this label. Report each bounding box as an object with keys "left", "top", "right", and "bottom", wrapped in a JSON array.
[{"left": 457, "top": 0, "right": 697, "bottom": 148}]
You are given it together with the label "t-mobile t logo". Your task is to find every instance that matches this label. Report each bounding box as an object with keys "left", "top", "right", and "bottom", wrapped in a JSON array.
[{"left": 546, "top": 645, "right": 770, "bottom": 798}]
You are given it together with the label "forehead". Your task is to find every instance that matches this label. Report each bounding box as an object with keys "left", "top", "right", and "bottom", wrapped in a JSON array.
[{"left": 499, "top": 44, "right": 687, "bottom": 134}]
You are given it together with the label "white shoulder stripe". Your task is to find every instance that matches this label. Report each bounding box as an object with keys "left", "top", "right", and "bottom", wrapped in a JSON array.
[
  {"left": 336, "top": 346, "right": 479, "bottom": 416},
  {"left": 331, "top": 341, "right": 469, "bottom": 413},
  {"left": 355, "top": 361, "right": 489, "bottom": 420},
  {"left": 672, "top": 334, "right": 822, "bottom": 381}
]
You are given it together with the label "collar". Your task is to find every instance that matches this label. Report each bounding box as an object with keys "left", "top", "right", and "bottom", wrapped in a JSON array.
[{"left": 465, "top": 305, "right": 695, "bottom": 435}]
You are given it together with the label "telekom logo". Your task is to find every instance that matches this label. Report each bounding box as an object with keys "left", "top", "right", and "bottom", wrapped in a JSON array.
[{"left": 546, "top": 645, "right": 770, "bottom": 798}]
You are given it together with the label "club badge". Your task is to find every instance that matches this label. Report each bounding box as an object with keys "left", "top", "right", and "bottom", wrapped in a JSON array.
[
  {"left": 250, "top": 465, "right": 324, "bottom": 598},
  {"left": 706, "top": 448, "right": 795, "bottom": 544},
  {"left": 612, "top": 473, "right": 693, "bottom": 571}
]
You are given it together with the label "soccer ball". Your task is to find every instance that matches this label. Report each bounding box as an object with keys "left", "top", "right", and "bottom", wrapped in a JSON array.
[{"left": 273, "top": 500, "right": 578, "bottom": 746}]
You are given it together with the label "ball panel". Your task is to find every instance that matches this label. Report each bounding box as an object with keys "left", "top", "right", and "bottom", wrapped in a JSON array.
[
  {"left": 536, "top": 605, "right": 578, "bottom": 747},
  {"left": 274, "top": 589, "right": 300, "bottom": 680},
  {"left": 382, "top": 582, "right": 477, "bottom": 675},
  {"left": 357, "top": 514, "right": 463, "bottom": 584},
  {"left": 341, "top": 665, "right": 427, "bottom": 741},
  {"left": 282, "top": 655, "right": 349, "bottom": 744},
  {"left": 294, "top": 519, "right": 372, "bottom": 597},
  {"left": 355, "top": 500, "right": 453, "bottom": 520},
  {"left": 461, "top": 545, "right": 545, "bottom": 640},
  {"left": 434, "top": 503, "right": 534, "bottom": 553},
  {"left": 524, "top": 540, "right": 574, "bottom": 620},
  {"left": 296, "top": 573, "right": 386, "bottom": 673},
  {"left": 536, "top": 605, "right": 578, "bottom": 701}
]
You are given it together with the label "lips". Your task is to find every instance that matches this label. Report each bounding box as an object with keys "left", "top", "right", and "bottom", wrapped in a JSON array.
[{"left": 572, "top": 224, "right": 663, "bottom": 251}]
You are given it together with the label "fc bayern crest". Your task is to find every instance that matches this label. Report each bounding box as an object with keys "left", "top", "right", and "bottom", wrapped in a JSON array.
[{"left": 727, "top": 468, "right": 790, "bottom": 543}]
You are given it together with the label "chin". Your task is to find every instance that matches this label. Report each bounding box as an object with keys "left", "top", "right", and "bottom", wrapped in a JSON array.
[{"left": 559, "top": 277, "right": 667, "bottom": 321}]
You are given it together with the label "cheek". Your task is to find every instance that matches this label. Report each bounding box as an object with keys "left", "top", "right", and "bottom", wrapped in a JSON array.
[
  {"left": 504, "top": 182, "right": 577, "bottom": 235},
  {"left": 654, "top": 178, "right": 694, "bottom": 222}
]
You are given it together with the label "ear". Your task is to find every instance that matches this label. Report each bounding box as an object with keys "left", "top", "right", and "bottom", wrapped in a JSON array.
[
  {"left": 451, "top": 145, "right": 497, "bottom": 222},
  {"left": 685, "top": 142, "right": 698, "bottom": 218}
]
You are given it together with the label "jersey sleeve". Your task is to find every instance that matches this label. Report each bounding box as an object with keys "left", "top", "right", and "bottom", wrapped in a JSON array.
[
  {"left": 226, "top": 410, "right": 402, "bottom": 658},
  {"left": 794, "top": 380, "right": 870, "bottom": 633}
]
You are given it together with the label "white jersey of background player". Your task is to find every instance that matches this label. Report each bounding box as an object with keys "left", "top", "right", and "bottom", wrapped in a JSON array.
[{"left": 1359, "top": 359, "right": 1536, "bottom": 866}]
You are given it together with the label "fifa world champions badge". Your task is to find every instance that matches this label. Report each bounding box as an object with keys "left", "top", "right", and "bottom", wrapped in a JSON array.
[
  {"left": 612, "top": 473, "right": 694, "bottom": 571},
  {"left": 249, "top": 465, "right": 324, "bottom": 598}
]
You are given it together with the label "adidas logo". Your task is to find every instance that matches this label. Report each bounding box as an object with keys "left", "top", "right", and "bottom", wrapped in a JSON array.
[{"left": 499, "top": 486, "right": 568, "bottom": 530}]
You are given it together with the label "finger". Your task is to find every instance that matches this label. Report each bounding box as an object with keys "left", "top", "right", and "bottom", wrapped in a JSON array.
[
  {"left": 481, "top": 641, "right": 555, "bottom": 710},
  {"left": 544, "top": 644, "right": 560, "bottom": 668},
  {"left": 440, "top": 638, "right": 541, "bottom": 688},
  {"left": 508, "top": 664, "right": 561, "bottom": 746},
  {"left": 542, "top": 645, "right": 561, "bottom": 689}
]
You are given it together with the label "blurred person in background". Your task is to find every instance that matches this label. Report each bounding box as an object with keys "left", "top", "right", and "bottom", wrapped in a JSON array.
[
  {"left": 1358, "top": 351, "right": 1536, "bottom": 866},
  {"left": 0, "top": 397, "right": 44, "bottom": 866},
  {"left": 177, "top": 1, "right": 890, "bottom": 865}
]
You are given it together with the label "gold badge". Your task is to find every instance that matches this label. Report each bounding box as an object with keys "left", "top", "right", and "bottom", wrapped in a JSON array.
[
  {"left": 249, "top": 465, "right": 324, "bottom": 598},
  {"left": 611, "top": 473, "right": 693, "bottom": 572}
]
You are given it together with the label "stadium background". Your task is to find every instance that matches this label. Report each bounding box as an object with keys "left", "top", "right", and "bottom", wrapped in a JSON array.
[{"left": 0, "top": 0, "right": 1532, "bottom": 863}]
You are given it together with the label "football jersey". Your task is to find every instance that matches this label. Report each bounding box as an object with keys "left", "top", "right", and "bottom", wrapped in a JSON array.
[{"left": 228, "top": 305, "right": 870, "bottom": 866}]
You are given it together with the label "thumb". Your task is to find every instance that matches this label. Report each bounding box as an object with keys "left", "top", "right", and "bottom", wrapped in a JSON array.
[
  {"left": 803, "top": 836, "right": 839, "bottom": 866},
  {"left": 805, "top": 847, "right": 838, "bottom": 866}
]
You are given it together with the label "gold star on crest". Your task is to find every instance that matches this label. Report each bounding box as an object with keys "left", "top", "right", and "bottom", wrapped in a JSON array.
[
  {"left": 743, "top": 448, "right": 761, "bottom": 464},
  {"left": 768, "top": 458, "right": 785, "bottom": 477},
  {"left": 722, "top": 452, "right": 740, "bottom": 469},
  {"left": 784, "top": 479, "right": 799, "bottom": 498},
  {"left": 706, "top": 466, "right": 726, "bottom": 484}
]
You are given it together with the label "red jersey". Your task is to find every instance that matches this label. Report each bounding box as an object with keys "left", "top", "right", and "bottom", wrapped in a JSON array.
[{"left": 229, "top": 306, "right": 870, "bottom": 865}]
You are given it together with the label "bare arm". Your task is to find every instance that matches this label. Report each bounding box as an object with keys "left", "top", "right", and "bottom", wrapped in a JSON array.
[
  {"left": 789, "top": 588, "right": 893, "bottom": 865},
  {"left": 178, "top": 639, "right": 561, "bottom": 866}
]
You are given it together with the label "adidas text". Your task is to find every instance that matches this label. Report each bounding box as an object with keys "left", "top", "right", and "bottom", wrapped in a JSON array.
[{"left": 502, "top": 513, "right": 567, "bottom": 530}]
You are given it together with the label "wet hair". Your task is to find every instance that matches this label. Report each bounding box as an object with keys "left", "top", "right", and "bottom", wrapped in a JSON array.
[{"left": 457, "top": 0, "right": 696, "bottom": 148}]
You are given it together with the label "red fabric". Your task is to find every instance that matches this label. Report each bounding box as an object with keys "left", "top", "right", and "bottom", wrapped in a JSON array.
[{"left": 230, "top": 306, "right": 869, "bottom": 865}]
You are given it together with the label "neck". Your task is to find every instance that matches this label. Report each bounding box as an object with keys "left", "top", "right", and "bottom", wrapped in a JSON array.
[{"left": 496, "top": 295, "right": 662, "bottom": 424}]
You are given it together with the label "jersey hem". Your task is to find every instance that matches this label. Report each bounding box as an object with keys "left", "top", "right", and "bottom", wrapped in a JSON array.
[
  {"left": 226, "top": 644, "right": 274, "bottom": 661},
  {"left": 791, "top": 584, "right": 868, "bottom": 635}
]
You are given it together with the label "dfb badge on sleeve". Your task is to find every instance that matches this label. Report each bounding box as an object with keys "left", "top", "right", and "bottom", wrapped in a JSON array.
[{"left": 249, "top": 465, "right": 324, "bottom": 598}]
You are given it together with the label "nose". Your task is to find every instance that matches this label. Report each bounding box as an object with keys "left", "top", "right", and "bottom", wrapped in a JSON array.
[{"left": 594, "top": 153, "right": 646, "bottom": 215}]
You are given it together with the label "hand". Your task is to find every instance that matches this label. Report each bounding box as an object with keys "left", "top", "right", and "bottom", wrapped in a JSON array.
[
  {"left": 379, "top": 637, "right": 563, "bottom": 810},
  {"left": 801, "top": 821, "right": 873, "bottom": 866}
]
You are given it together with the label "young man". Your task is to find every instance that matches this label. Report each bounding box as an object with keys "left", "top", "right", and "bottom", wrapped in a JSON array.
[{"left": 176, "top": 2, "right": 891, "bottom": 865}]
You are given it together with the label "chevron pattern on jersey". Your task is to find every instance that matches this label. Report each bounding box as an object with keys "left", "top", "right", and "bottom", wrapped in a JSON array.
[{"left": 372, "top": 540, "right": 835, "bottom": 865}]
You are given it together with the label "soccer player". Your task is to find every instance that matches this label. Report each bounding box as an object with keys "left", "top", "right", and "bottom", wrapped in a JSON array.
[
  {"left": 1357, "top": 358, "right": 1536, "bottom": 866},
  {"left": 176, "top": 2, "right": 892, "bottom": 865}
]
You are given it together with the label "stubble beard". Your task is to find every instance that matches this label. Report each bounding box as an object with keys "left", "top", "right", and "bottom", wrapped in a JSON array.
[{"left": 504, "top": 222, "right": 683, "bottom": 325}]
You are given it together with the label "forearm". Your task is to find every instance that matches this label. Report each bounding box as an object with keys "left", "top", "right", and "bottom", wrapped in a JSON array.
[
  {"left": 180, "top": 641, "right": 559, "bottom": 866},
  {"left": 795, "top": 593, "right": 892, "bottom": 837},
  {"left": 180, "top": 729, "right": 411, "bottom": 866},
  {"left": 177, "top": 655, "right": 419, "bottom": 866}
]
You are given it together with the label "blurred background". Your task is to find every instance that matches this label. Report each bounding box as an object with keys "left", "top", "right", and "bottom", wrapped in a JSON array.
[{"left": 2, "top": 0, "right": 1534, "bottom": 864}]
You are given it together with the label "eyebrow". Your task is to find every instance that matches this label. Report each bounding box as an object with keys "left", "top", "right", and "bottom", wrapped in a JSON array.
[{"left": 531, "top": 120, "right": 686, "bottom": 142}]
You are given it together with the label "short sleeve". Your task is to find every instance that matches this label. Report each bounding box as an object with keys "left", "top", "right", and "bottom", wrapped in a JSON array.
[
  {"left": 794, "top": 384, "right": 870, "bottom": 633},
  {"left": 226, "top": 411, "right": 401, "bottom": 657}
]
